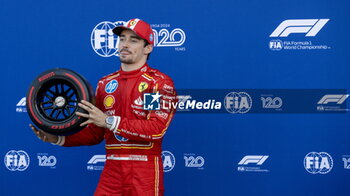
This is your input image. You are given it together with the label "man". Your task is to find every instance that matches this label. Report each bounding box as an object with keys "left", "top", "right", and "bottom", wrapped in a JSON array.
[{"left": 30, "top": 18, "right": 176, "bottom": 196}]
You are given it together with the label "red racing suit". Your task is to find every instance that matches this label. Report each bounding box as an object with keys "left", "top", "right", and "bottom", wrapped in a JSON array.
[{"left": 61, "top": 63, "right": 176, "bottom": 196}]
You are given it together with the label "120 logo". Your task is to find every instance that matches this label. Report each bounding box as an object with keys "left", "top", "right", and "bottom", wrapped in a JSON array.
[
  {"left": 38, "top": 155, "right": 57, "bottom": 167},
  {"left": 184, "top": 155, "right": 205, "bottom": 168},
  {"left": 91, "top": 21, "right": 186, "bottom": 57},
  {"left": 261, "top": 96, "right": 283, "bottom": 109},
  {"left": 153, "top": 28, "right": 186, "bottom": 47}
]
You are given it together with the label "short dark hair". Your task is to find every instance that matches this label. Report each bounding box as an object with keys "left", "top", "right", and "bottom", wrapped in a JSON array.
[{"left": 144, "top": 40, "right": 151, "bottom": 60}]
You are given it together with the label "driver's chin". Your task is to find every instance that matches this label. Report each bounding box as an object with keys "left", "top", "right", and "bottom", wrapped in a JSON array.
[{"left": 120, "top": 57, "right": 134, "bottom": 64}]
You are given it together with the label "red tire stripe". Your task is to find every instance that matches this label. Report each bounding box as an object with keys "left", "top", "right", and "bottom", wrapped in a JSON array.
[
  {"left": 65, "top": 73, "right": 87, "bottom": 100},
  {"left": 28, "top": 86, "right": 43, "bottom": 124}
]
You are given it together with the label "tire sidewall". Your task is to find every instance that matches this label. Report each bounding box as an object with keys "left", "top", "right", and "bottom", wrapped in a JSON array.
[{"left": 26, "top": 68, "right": 94, "bottom": 135}]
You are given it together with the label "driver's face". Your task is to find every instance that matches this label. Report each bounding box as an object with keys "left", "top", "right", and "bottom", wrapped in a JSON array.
[{"left": 118, "top": 30, "right": 148, "bottom": 65}]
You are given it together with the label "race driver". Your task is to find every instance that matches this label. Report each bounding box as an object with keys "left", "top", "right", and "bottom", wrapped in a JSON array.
[{"left": 30, "top": 18, "right": 176, "bottom": 196}]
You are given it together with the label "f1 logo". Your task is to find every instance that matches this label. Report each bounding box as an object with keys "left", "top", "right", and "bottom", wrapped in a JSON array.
[
  {"left": 87, "top": 155, "right": 106, "bottom": 164},
  {"left": 318, "top": 94, "right": 349, "bottom": 104},
  {"left": 270, "top": 19, "right": 329, "bottom": 37},
  {"left": 238, "top": 155, "right": 269, "bottom": 165}
]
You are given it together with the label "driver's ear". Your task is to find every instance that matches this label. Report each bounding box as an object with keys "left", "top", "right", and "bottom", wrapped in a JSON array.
[{"left": 144, "top": 44, "right": 153, "bottom": 55}]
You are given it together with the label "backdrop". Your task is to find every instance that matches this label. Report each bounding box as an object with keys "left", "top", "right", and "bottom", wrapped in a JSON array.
[{"left": 1, "top": 0, "right": 350, "bottom": 195}]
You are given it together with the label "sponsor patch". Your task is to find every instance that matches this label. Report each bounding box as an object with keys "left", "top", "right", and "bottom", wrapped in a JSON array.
[
  {"left": 105, "top": 80, "right": 118, "bottom": 93},
  {"left": 155, "top": 111, "right": 168, "bottom": 119},
  {"left": 104, "top": 95, "right": 115, "bottom": 109},
  {"left": 138, "top": 82, "right": 149, "bottom": 92}
]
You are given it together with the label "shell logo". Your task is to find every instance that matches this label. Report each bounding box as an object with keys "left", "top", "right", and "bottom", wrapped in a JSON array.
[{"left": 104, "top": 95, "right": 115, "bottom": 109}]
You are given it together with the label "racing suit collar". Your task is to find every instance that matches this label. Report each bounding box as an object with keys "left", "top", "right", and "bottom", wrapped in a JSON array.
[{"left": 119, "top": 63, "right": 149, "bottom": 78}]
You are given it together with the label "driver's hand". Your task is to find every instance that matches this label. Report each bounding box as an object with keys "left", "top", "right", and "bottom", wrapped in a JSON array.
[
  {"left": 29, "top": 124, "right": 58, "bottom": 143},
  {"left": 76, "top": 100, "right": 108, "bottom": 128}
]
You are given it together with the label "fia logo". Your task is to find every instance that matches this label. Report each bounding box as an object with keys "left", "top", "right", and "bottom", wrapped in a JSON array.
[
  {"left": 91, "top": 21, "right": 125, "bottom": 57},
  {"left": 162, "top": 151, "right": 175, "bottom": 172},
  {"left": 224, "top": 92, "right": 252, "bottom": 114},
  {"left": 4, "top": 150, "right": 30, "bottom": 171},
  {"left": 304, "top": 152, "right": 333, "bottom": 174},
  {"left": 143, "top": 92, "right": 162, "bottom": 110},
  {"left": 269, "top": 39, "right": 283, "bottom": 51}
]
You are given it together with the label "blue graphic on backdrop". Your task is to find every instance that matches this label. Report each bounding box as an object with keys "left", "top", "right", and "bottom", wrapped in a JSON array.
[
  {"left": 304, "top": 152, "right": 333, "bottom": 174},
  {"left": 4, "top": 150, "right": 30, "bottom": 171},
  {"left": 162, "top": 151, "right": 176, "bottom": 172}
]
